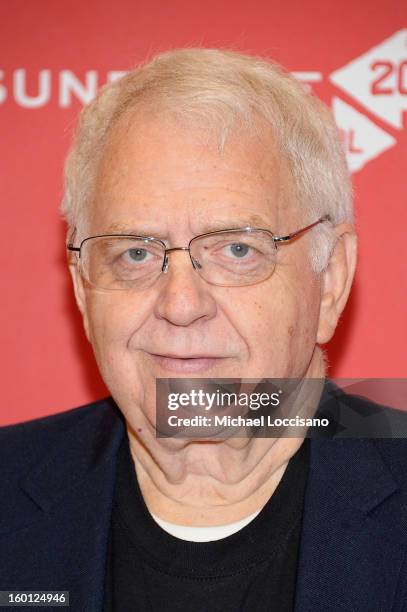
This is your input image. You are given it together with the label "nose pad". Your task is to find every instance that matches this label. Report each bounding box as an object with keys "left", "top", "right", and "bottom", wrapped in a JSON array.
[
  {"left": 162, "top": 255, "right": 169, "bottom": 273},
  {"left": 191, "top": 255, "right": 202, "bottom": 270},
  {"left": 161, "top": 250, "right": 202, "bottom": 275}
]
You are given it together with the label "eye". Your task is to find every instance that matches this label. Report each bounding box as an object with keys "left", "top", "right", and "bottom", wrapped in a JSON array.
[
  {"left": 122, "top": 247, "right": 153, "bottom": 264},
  {"left": 223, "top": 242, "right": 252, "bottom": 258}
]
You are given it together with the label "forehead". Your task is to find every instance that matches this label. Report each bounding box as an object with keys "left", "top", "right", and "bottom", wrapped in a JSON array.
[{"left": 90, "top": 111, "right": 296, "bottom": 236}]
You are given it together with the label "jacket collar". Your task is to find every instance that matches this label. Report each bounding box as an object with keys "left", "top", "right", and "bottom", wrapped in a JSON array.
[{"left": 21, "top": 399, "right": 125, "bottom": 513}]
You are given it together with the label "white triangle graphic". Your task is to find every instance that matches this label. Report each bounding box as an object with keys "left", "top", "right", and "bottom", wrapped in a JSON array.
[
  {"left": 332, "top": 97, "right": 396, "bottom": 173},
  {"left": 330, "top": 29, "right": 407, "bottom": 129}
]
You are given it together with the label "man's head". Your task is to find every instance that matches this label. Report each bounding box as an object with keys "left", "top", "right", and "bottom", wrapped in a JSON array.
[{"left": 61, "top": 48, "right": 356, "bottom": 431}]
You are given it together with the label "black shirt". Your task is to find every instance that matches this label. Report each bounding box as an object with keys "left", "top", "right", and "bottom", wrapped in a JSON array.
[{"left": 103, "top": 436, "right": 310, "bottom": 612}]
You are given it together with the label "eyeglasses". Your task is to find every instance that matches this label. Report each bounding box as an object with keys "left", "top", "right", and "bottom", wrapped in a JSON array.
[{"left": 67, "top": 215, "right": 331, "bottom": 291}]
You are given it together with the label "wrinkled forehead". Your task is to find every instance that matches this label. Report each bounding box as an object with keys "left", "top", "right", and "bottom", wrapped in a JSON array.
[{"left": 88, "top": 111, "right": 298, "bottom": 238}]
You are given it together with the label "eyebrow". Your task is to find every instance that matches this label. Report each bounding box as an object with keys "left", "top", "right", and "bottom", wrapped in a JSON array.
[{"left": 104, "top": 214, "right": 273, "bottom": 238}]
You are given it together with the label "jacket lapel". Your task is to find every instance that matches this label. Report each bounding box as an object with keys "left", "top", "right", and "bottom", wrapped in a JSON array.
[
  {"left": 294, "top": 437, "right": 405, "bottom": 611},
  {"left": 0, "top": 401, "right": 125, "bottom": 612}
]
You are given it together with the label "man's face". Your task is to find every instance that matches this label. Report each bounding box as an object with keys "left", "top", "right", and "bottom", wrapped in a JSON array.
[{"left": 71, "top": 112, "right": 325, "bottom": 427}]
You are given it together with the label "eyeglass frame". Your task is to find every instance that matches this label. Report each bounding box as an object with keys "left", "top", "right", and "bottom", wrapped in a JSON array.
[{"left": 67, "top": 214, "right": 331, "bottom": 286}]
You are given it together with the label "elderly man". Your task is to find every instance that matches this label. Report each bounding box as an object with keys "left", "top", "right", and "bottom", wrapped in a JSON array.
[{"left": 1, "top": 48, "right": 406, "bottom": 612}]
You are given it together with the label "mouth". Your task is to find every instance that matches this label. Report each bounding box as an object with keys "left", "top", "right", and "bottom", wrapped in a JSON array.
[{"left": 149, "top": 353, "right": 227, "bottom": 374}]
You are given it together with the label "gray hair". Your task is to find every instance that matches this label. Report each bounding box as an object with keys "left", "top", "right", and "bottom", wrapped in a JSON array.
[{"left": 61, "top": 47, "right": 353, "bottom": 272}]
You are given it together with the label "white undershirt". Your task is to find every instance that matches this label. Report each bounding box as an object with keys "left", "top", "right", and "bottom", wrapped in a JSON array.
[{"left": 151, "top": 510, "right": 261, "bottom": 542}]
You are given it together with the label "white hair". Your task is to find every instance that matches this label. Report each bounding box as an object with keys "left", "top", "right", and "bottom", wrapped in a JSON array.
[{"left": 61, "top": 47, "right": 353, "bottom": 271}]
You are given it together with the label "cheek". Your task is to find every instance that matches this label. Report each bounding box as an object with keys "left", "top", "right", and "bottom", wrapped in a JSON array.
[
  {"left": 88, "top": 299, "right": 127, "bottom": 347},
  {"left": 237, "top": 272, "right": 321, "bottom": 376},
  {"left": 85, "top": 293, "right": 147, "bottom": 375},
  {"left": 84, "top": 293, "right": 156, "bottom": 417}
]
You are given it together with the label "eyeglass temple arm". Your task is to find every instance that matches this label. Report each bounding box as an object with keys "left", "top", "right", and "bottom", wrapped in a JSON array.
[{"left": 273, "top": 215, "right": 331, "bottom": 243}]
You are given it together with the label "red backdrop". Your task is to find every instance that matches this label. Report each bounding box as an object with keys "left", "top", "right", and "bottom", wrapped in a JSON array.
[{"left": 1, "top": 0, "right": 406, "bottom": 426}]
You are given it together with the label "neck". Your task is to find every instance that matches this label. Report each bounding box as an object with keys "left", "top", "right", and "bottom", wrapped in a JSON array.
[{"left": 127, "top": 349, "right": 325, "bottom": 526}]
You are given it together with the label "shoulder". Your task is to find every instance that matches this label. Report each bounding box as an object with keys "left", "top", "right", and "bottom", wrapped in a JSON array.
[
  {"left": 315, "top": 380, "right": 407, "bottom": 440},
  {"left": 312, "top": 381, "right": 407, "bottom": 493},
  {"left": 0, "top": 397, "right": 122, "bottom": 480}
]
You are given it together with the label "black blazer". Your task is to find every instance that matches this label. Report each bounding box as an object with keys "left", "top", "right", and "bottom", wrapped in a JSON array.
[{"left": 1, "top": 392, "right": 407, "bottom": 611}]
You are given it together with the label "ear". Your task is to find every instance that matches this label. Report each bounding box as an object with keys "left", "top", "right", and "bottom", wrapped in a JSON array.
[
  {"left": 69, "top": 262, "right": 91, "bottom": 343},
  {"left": 316, "top": 223, "right": 357, "bottom": 344}
]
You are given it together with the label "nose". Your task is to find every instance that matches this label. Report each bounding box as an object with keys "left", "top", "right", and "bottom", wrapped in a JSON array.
[{"left": 154, "top": 249, "right": 217, "bottom": 327}]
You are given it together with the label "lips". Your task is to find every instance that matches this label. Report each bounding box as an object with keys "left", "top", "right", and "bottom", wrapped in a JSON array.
[
  {"left": 149, "top": 353, "right": 226, "bottom": 373},
  {"left": 152, "top": 353, "right": 223, "bottom": 359}
]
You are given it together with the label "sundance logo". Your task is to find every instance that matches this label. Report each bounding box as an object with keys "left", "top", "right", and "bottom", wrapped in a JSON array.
[
  {"left": 0, "top": 68, "right": 320, "bottom": 109},
  {"left": 1, "top": 30, "right": 405, "bottom": 173}
]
